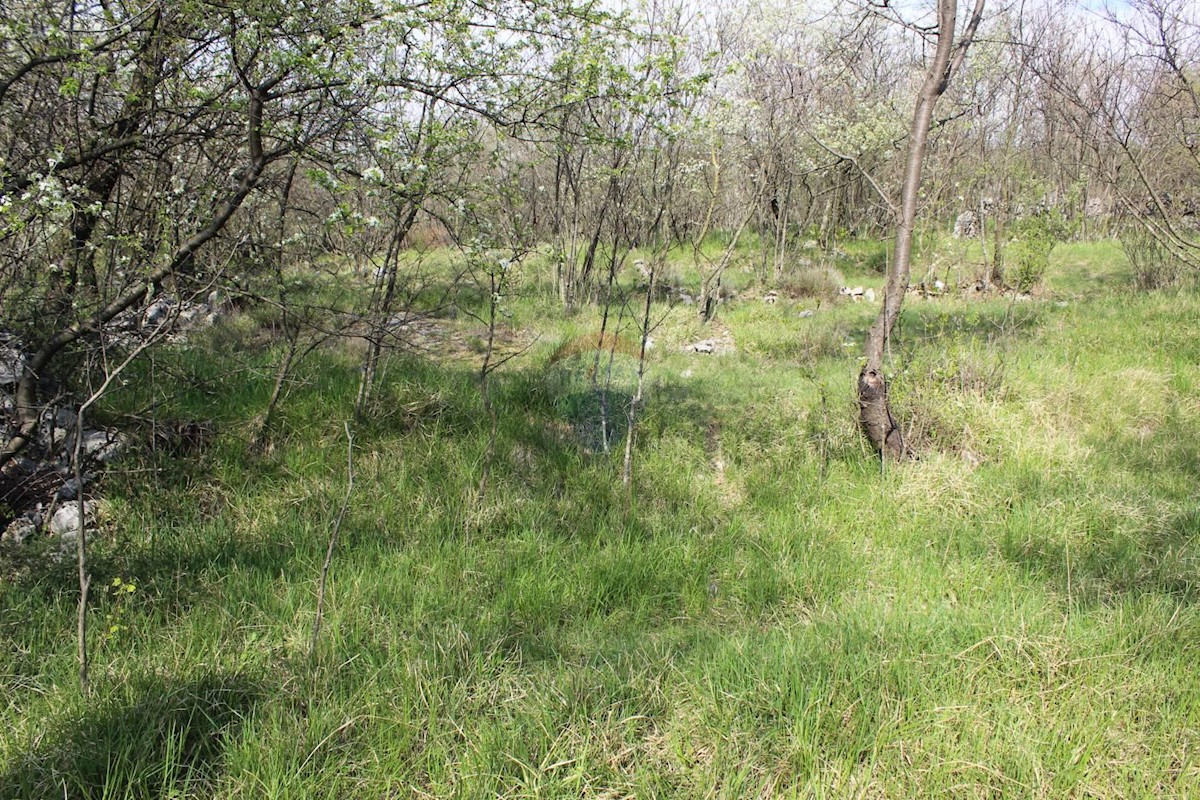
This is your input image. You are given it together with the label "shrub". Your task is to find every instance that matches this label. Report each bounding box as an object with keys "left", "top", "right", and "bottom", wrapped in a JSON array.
[
  {"left": 1121, "top": 230, "right": 1189, "bottom": 290},
  {"left": 1008, "top": 209, "right": 1070, "bottom": 292},
  {"left": 779, "top": 265, "right": 844, "bottom": 300}
]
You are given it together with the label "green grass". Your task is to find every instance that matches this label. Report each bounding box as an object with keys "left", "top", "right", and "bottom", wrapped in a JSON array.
[{"left": 2, "top": 238, "right": 1199, "bottom": 798}]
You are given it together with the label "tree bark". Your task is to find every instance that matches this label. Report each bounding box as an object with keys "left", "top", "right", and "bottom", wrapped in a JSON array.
[{"left": 859, "top": 0, "right": 985, "bottom": 459}]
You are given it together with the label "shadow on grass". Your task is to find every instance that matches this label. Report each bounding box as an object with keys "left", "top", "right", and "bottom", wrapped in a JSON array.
[
  {"left": 996, "top": 414, "right": 1200, "bottom": 606},
  {"left": 1000, "top": 505, "right": 1200, "bottom": 606},
  {"left": 0, "top": 493, "right": 300, "bottom": 629},
  {"left": 3, "top": 347, "right": 746, "bottom": 670},
  {"left": 0, "top": 671, "right": 263, "bottom": 799}
]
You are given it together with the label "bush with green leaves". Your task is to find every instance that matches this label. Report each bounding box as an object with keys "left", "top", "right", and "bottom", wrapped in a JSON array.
[{"left": 1008, "top": 208, "right": 1071, "bottom": 292}]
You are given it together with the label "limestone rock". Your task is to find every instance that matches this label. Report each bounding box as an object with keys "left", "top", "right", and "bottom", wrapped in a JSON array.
[
  {"left": 80, "top": 429, "right": 128, "bottom": 463},
  {"left": 50, "top": 501, "right": 94, "bottom": 536},
  {"left": 143, "top": 297, "right": 175, "bottom": 327},
  {"left": 2, "top": 515, "right": 39, "bottom": 545},
  {"left": 954, "top": 211, "right": 979, "bottom": 238},
  {"left": 0, "top": 346, "right": 25, "bottom": 385}
]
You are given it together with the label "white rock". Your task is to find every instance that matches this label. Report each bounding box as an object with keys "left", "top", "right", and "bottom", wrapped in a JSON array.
[
  {"left": 692, "top": 340, "right": 715, "bottom": 354},
  {"left": 954, "top": 211, "right": 979, "bottom": 238},
  {"left": 143, "top": 297, "right": 174, "bottom": 327},
  {"left": 178, "top": 304, "right": 204, "bottom": 324},
  {"left": 0, "top": 346, "right": 26, "bottom": 385},
  {"left": 2, "top": 517, "right": 38, "bottom": 545},
  {"left": 865, "top": 288, "right": 876, "bottom": 303},
  {"left": 50, "top": 502, "right": 93, "bottom": 536},
  {"left": 798, "top": 310, "right": 815, "bottom": 318},
  {"left": 77, "top": 429, "right": 128, "bottom": 463}
]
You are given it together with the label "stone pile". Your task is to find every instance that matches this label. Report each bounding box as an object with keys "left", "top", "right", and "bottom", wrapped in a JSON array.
[
  {"left": 0, "top": 290, "right": 223, "bottom": 550},
  {"left": 839, "top": 286, "right": 877, "bottom": 303}
]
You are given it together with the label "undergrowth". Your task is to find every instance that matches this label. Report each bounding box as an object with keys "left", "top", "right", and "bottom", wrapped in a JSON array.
[{"left": 2, "top": 239, "right": 1199, "bottom": 798}]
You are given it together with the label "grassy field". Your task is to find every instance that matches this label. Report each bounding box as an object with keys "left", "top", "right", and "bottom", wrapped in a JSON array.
[{"left": 2, "top": 238, "right": 1198, "bottom": 798}]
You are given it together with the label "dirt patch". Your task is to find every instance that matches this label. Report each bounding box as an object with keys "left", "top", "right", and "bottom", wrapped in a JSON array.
[{"left": 351, "top": 314, "right": 535, "bottom": 364}]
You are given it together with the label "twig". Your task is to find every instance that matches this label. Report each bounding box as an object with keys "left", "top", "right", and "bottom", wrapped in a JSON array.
[
  {"left": 71, "top": 315, "right": 173, "bottom": 694},
  {"left": 624, "top": 252, "right": 660, "bottom": 488},
  {"left": 310, "top": 422, "right": 354, "bottom": 663},
  {"left": 809, "top": 134, "right": 899, "bottom": 217}
]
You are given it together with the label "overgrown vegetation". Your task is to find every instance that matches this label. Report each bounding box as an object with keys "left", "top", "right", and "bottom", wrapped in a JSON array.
[
  {"left": 3, "top": 239, "right": 1200, "bottom": 797},
  {"left": 1122, "top": 229, "right": 1193, "bottom": 291},
  {"left": 1008, "top": 209, "right": 1072, "bottom": 293},
  {"left": 2, "top": 0, "right": 1200, "bottom": 795}
]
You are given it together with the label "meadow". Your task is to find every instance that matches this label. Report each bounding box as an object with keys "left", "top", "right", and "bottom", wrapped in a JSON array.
[{"left": 2, "top": 237, "right": 1198, "bottom": 798}]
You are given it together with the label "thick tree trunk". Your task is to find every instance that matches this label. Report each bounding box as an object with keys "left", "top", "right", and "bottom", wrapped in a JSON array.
[{"left": 859, "top": 0, "right": 985, "bottom": 460}]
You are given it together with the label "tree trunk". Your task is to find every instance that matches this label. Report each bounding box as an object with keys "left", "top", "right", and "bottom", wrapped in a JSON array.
[{"left": 859, "top": 0, "right": 985, "bottom": 460}]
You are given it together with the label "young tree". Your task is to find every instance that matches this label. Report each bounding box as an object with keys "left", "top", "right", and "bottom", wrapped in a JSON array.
[{"left": 858, "top": 0, "right": 985, "bottom": 459}]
